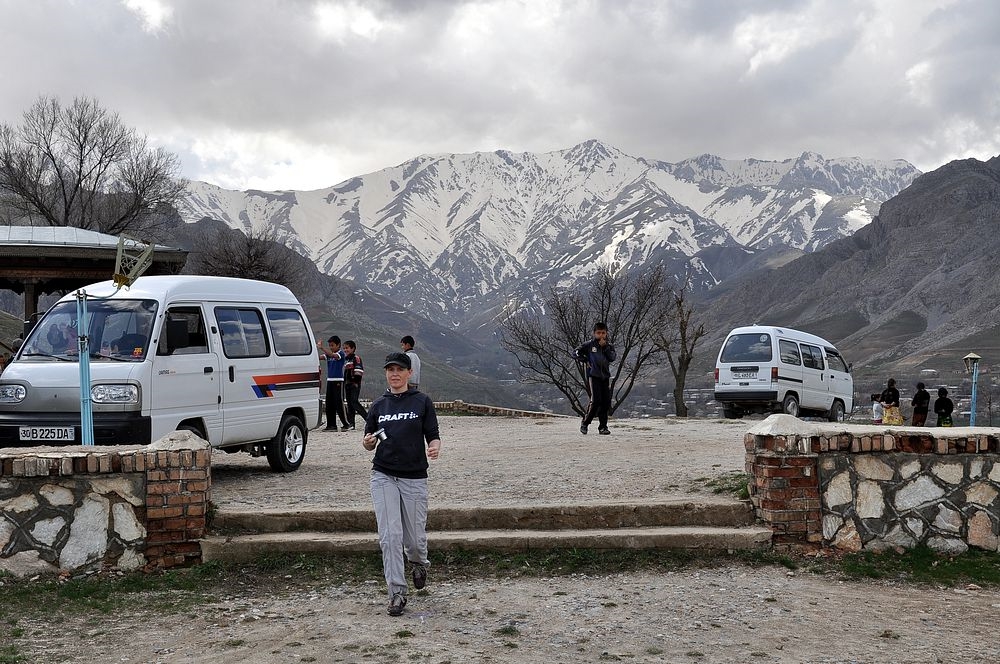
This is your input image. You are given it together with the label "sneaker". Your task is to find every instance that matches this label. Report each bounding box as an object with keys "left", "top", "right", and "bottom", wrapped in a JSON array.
[
  {"left": 387, "top": 592, "right": 406, "bottom": 617},
  {"left": 341, "top": 425, "right": 355, "bottom": 432},
  {"left": 323, "top": 426, "right": 337, "bottom": 431},
  {"left": 580, "top": 422, "right": 588, "bottom": 435},
  {"left": 411, "top": 563, "right": 427, "bottom": 590},
  {"left": 598, "top": 427, "right": 611, "bottom": 435}
]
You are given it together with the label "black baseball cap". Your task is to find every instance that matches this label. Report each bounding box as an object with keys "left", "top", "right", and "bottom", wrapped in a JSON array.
[{"left": 383, "top": 352, "right": 412, "bottom": 370}]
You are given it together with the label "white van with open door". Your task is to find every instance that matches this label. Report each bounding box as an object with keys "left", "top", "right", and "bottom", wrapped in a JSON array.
[
  {"left": 0, "top": 276, "right": 320, "bottom": 471},
  {"left": 714, "top": 325, "right": 854, "bottom": 421}
]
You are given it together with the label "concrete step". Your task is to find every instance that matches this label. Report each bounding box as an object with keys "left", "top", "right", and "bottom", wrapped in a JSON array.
[
  {"left": 201, "top": 525, "right": 773, "bottom": 563},
  {"left": 210, "top": 498, "right": 755, "bottom": 534}
]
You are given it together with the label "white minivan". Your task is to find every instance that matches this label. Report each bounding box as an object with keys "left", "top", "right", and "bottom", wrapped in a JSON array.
[
  {"left": 0, "top": 276, "right": 320, "bottom": 471},
  {"left": 714, "top": 325, "right": 854, "bottom": 421}
]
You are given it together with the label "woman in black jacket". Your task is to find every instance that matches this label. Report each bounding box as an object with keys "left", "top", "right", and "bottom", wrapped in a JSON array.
[{"left": 934, "top": 387, "right": 954, "bottom": 427}]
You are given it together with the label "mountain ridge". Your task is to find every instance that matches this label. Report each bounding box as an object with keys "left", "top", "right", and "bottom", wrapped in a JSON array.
[{"left": 176, "top": 140, "right": 920, "bottom": 329}]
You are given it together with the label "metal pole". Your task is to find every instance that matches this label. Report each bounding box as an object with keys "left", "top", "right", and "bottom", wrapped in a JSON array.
[
  {"left": 76, "top": 289, "right": 94, "bottom": 446},
  {"left": 970, "top": 360, "right": 979, "bottom": 427}
]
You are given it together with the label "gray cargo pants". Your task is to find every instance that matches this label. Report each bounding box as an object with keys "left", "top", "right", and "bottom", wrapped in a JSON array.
[{"left": 370, "top": 470, "right": 430, "bottom": 597}]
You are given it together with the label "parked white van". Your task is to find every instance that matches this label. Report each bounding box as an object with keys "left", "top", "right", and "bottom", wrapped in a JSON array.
[
  {"left": 714, "top": 325, "right": 854, "bottom": 421},
  {"left": 0, "top": 276, "right": 320, "bottom": 471}
]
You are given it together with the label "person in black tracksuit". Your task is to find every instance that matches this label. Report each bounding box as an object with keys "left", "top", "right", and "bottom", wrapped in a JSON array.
[{"left": 575, "top": 321, "right": 616, "bottom": 435}]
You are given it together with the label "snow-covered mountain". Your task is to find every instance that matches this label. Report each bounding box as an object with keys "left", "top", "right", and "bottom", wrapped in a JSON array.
[{"left": 175, "top": 140, "right": 919, "bottom": 327}]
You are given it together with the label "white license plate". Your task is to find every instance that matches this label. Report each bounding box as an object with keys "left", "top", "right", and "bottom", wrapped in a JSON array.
[
  {"left": 19, "top": 426, "right": 75, "bottom": 442},
  {"left": 732, "top": 372, "right": 757, "bottom": 379}
]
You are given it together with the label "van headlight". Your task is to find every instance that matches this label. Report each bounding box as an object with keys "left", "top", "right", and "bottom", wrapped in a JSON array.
[
  {"left": 0, "top": 385, "right": 26, "bottom": 403},
  {"left": 91, "top": 384, "right": 139, "bottom": 404}
]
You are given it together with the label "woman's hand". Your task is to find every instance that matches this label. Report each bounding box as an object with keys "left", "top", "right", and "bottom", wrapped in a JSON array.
[{"left": 427, "top": 440, "right": 441, "bottom": 460}]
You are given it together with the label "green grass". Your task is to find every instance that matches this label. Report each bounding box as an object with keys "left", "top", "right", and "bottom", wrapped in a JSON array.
[
  {"left": 838, "top": 545, "right": 1000, "bottom": 584},
  {"left": 3, "top": 546, "right": 1000, "bottom": 631},
  {"left": 691, "top": 471, "right": 751, "bottom": 500}
]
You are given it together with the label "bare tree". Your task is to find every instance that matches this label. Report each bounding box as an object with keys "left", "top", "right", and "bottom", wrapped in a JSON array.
[
  {"left": 656, "top": 275, "right": 707, "bottom": 417},
  {"left": 0, "top": 95, "right": 186, "bottom": 237},
  {"left": 499, "top": 265, "right": 674, "bottom": 416},
  {"left": 189, "top": 223, "right": 312, "bottom": 292}
]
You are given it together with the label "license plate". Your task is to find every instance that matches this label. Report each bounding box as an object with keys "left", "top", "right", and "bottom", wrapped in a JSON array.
[
  {"left": 19, "top": 426, "right": 75, "bottom": 442},
  {"left": 732, "top": 372, "right": 757, "bottom": 379}
]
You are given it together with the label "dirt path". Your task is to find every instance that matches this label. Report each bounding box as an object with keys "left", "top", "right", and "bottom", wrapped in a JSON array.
[{"left": 12, "top": 565, "right": 1000, "bottom": 663}]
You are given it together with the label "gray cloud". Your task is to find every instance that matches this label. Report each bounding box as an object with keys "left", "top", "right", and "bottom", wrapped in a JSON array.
[{"left": 1, "top": 0, "right": 997, "bottom": 190}]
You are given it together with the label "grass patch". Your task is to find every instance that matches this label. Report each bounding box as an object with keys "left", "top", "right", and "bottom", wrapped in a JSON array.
[
  {"left": 839, "top": 545, "right": 1000, "bottom": 585},
  {"left": 693, "top": 471, "right": 751, "bottom": 500},
  {"left": 4, "top": 545, "right": 1000, "bottom": 630}
]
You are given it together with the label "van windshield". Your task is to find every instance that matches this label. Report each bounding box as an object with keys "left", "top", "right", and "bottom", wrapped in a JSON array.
[
  {"left": 19, "top": 299, "right": 158, "bottom": 362},
  {"left": 720, "top": 333, "right": 773, "bottom": 363}
]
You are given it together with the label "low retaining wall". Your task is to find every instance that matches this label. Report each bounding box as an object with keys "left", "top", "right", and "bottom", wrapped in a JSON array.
[
  {"left": 0, "top": 433, "right": 210, "bottom": 575},
  {"left": 433, "top": 400, "right": 567, "bottom": 418},
  {"left": 746, "top": 415, "right": 1000, "bottom": 553}
]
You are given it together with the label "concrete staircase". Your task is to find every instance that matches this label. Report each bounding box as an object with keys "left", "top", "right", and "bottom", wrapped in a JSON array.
[{"left": 201, "top": 497, "right": 772, "bottom": 563}]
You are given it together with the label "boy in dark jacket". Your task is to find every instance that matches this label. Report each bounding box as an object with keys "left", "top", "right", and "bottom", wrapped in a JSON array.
[
  {"left": 575, "top": 321, "right": 616, "bottom": 435},
  {"left": 910, "top": 382, "right": 930, "bottom": 426},
  {"left": 343, "top": 340, "right": 367, "bottom": 431}
]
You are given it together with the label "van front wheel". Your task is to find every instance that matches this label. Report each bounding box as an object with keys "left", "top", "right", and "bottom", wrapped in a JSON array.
[
  {"left": 267, "top": 415, "right": 307, "bottom": 472},
  {"left": 782, "top": 394, "right": 800, "bottom": 418}
]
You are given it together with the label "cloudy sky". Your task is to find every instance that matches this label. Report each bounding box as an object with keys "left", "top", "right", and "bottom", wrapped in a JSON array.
[{"left": 2, "top": 0, "right": 998, "bottom": 191}]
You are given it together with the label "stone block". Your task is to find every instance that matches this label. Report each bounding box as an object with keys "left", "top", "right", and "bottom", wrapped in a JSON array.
[
  {"left": 965, "top": 481, "right": 998, "bottom": 507},
  {"left": 824, "top": 472, "right": 852, "bottom": 508},
  {"left": 39, "top": 483, "right": 74, "bottom": 506},
  {"left": 933, "top": 505, "right": 962, "bottom": 533},
  {"left": 31, "top": 516, "right": 66, "bottom": 547},
  {"left": 927, "top": 536, "right": 968, "bottom": 555},
  {"left": 932, "top": 461, "right": 965, "bottom": 485},
  {"left": 60, "top": 494, "right": 110, "bottom": 570},
  {"left": 112, "top": 502, "right": 146, "bottom": 542},
  {"left": 968, "top": 511, "right": 999, "bottom": 551},
  {"left": 894, "top": 476, "right": 945, "bottom": 512},
  {"left": 854, "top": 456, "right": 894, "bottom": 481},
  {"left": 856, "top": 481, "right": 885, "bottom": 519}
]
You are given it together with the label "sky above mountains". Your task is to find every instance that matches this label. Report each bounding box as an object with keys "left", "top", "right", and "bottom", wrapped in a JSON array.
[{"left": 3, "top": 0, "right": 998, "bottom": 192}]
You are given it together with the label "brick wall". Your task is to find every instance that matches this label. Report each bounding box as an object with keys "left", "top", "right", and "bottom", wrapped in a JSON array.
[
  {"left": 0, "top": 434, "right": 210, "bottom": 575},
  {"left": 746, "top": 415, "right": 1000, "bottom": 552}
]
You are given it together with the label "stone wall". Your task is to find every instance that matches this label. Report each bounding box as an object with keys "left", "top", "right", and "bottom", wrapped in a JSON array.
[
  {"left": 0, "top": 433, "right": 210, "bottom": 575},
  {"left": 746, "top": 415, "right": 1000, "bottom": 553},
  {"left": 434, "top": 400, "right": 566, "bottom": 418}
]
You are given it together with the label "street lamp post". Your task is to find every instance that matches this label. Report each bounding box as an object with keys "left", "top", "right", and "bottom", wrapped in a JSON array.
[{"left": 964, "top": 352, "right": 982, "bottom": 427}]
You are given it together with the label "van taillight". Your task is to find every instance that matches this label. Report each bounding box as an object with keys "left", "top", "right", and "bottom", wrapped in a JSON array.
[
  {"left": 771, "top": 367, "right": 778, "bottom": 381},
  {"left": 714, "top": 368, "right": 719, "bottom": 383}
]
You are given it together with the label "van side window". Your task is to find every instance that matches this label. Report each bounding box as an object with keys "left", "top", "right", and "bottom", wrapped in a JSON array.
[
  {"left": 215, "top": 307, "right": 270, "bottom": 359},
  {"left": 778, "top": 340, "right": 801, "bottom": 366},
  {"left": 266, "top": 309, "right": 312, "bottom": 356},
  {"left": 801, "top": 344, "right": 824, "bottom": 370},
  {"left": 158, "top": 307, "right": 209, "bottom": 356},
  {"left": 720, "top": 333, "right": 772, "bottom": 363},
  {"left": 826, "top": 349, "right": 849, "bottom": 373}
]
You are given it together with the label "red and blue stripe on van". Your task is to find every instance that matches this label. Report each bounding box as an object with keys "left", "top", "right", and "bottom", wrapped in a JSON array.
[{"left": 251, "top": 372, "right": 321, "bottom": 398}]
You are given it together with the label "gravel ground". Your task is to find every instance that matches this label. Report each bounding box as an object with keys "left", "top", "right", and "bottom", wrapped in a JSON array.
[
  {"left": 209, "top": 416, "right": 752, "bottom": 511},
  {"left": 7, "top": 416, "right": 1000, "bottom": 663}
]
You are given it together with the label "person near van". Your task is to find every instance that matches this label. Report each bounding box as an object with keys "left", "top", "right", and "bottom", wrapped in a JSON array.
[
  {"left": 910, "top": 382, "right": 931, "bottom": 426},
  {"left": 342, "top": 340, "right": 367, "bottom": 431},
  {"left": 317, "top": 335, "right": 350, "bottom": 431},
  {"left": 871, "top": 394, "right": 884, "bottom": 424},
  {"left": 575, "top": 321, "right": 616, "bottom": 435},
  {"left": 880, "top": 378, "right": 903, "bottom": 425},
  {"left": 934, "top": 387, "right": 954, "bottom": 427},
  {"left": 400, "top": 335, "right": 421, "bottom": 390},
  {"left": 362, "top": 351, "right": 441, "bottom": 617}
]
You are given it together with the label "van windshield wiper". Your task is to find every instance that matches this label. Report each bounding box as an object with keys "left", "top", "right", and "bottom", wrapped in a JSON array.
[
  {"left": 90, "top": 352, "right": 136, "bottom": 362},
  {"left": 20, "top": 352, "right": 73, "bottom": 362}
]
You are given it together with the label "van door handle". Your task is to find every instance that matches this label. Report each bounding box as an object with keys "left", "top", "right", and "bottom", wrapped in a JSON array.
[
  {"left": 228, "top": 366, "right": 235, "bottom": 382},
  {"left": 203, "top": 366, "right": 213, "bottom": 374}
]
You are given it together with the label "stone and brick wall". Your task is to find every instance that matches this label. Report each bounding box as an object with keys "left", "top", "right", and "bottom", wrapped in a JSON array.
[
  {"left": 0, "top": 433, "right": 210, "bottom": 575},
  {"left": 433, "top": 400, "right": 566, "bottom": 418},
  {"left": 746, "top": 414, "right": 1000, "bottom": 553}
]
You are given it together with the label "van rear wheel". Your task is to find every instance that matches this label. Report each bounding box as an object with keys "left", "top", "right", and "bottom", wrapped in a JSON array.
[
  {"left": 267, "top": 414, "right": 306, "bottom": 472},
  {"left": 782, "top": 394, "right": 800, "bottom": 418},
  {"left": 828, "top": 400, "right": 846, "bottom": 422}
]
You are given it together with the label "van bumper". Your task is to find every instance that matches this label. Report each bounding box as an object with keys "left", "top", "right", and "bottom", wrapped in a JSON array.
[
  {"left": 0, "top": 412, "right": 152, "bottom": 447},
  {"left": 714, "top": 391, "right": 778, "bottom": 404}
]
